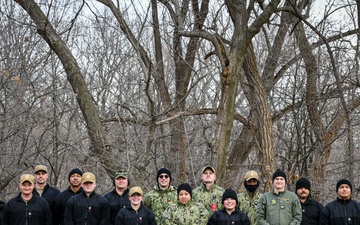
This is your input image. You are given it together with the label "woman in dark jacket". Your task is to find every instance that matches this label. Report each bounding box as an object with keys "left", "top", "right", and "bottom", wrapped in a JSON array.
[
  {"left": 115, "top": 186, "right": 156, "bottom": 225},
  {"left": 207, "top": 189, "right": 250, "bottom": 225}
]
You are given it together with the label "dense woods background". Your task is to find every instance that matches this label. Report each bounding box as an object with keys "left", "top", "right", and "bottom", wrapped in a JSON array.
[{"left": 1, "top": 0, "right": 360, "bottom": 205}]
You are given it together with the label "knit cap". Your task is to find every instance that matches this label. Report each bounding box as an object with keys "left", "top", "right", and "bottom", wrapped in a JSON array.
[
  {"left": 177, "top": 183, "right": 192, "bottom": 198},
  {"left": 296, "top": 177, "right": 311, "bottom": 191},
  {"left": 336, "top": 179, "right": 352, "bottom": 192},
  {"left": 68, "top": 168, "right": 83, "bottom": 181},
  {"left": 222, "top": 189, "right": 238, "bottom": 205},
  {"left": 157, "top": 168, "right": 172, "bottom": 182},
  {"left": 272, "top": 169, "right": 287, "bottom": 182}
]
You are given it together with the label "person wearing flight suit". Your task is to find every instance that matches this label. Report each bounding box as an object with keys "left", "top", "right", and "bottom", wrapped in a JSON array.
[{"left": 256, "top": 169, "right": 302, "bottom": 225}]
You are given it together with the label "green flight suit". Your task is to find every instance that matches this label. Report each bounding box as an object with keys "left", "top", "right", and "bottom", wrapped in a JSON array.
[{"left": 256, "top": 189, "right": 302, "bottom": 225}]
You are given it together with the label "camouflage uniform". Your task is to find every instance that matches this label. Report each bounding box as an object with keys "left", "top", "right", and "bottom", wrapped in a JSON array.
[
  {"left": 163, "top": 200, "right": 209, "bottom": 225},
  {"left": 192, "top": 183, "right": 224, "bottom": 213},
  {"left": 237, "top": 190, "right": 262, "bottom": 225},
  {"left": 143, "top": 185, "right": 177, "bottom": 225}
]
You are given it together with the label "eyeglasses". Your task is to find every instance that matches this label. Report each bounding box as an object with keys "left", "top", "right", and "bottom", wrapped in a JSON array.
[{"left": 159, "top": 175, "right": 169, "bottom": 179}]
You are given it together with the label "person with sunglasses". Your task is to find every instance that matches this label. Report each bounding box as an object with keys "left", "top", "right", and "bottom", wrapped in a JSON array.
[
  {"left": 193, "top": 166, "right": 225, "bottom": 214},
  {"left": 143, "top": 168, "right": 177, "bottom": 225}
]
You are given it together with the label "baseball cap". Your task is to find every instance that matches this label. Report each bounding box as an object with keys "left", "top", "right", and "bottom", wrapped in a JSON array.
[
  {"left": 129, "top": 186, "right": 143, "bottom": 196},
  {"left": 34, "top": 165, "right": 48, "bottom": 173},
  {"left": 244, "top": 170, "right": 259, "bottom": 181},
  {"left": 201, "top": 165, "right": 215, "bottom": 174},
  {"left": 82, "top": 172, "right": 96, "bottom": 183},
  {"left": 20, "top": 174, "right": 35, "bottom": 184},
  {"left": 115, "top": 171, "right": 128, "bottom": 179}
]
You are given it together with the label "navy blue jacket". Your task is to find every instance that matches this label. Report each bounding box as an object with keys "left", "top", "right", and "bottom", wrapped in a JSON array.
[
  {"left": 54, "top": 187, "right": 83, "bottom": 225},
  {"left": 64, "top": 191, "right": 110, "bottom": 225},
  {"left": 33, "top": 184, "right": 60, "bottom": 225},
  {"left": 321, "top": 198, "right": 360, "bottom": 225},
  {"left": 300, "top": 197, "right": 324, "bottom": 225},
  {"left": 104, "top": 188, "right": 130, "bottom": 225},
  {"left": 0, "top": 200, "right": 6, "bottom": 225},
  {"left": 115, "top": 204, "right": 156, "bottom": 225},
  {"left": 3, "top": 193, "right": 52, "bottom": 225},
  {"left": 207, "top": 208, "right": 251, "bottom": 225}
]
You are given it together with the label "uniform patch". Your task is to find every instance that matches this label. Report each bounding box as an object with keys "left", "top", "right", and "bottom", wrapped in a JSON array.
[
  {"left": 271, "top": 199, "right": 277, "bottom": 205},
  {"left": 280, "top": 198, "right": 291, "bottom": 204},
  {"left": 256, "top": 203, "right": 261, "bottom": 209}
]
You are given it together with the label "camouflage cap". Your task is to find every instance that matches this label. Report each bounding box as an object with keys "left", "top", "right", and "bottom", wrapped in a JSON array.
[
  {"left": 34, "top": 165, "right": 48, "bottom": 173},
  {"left": 201, "top": 165, "right": 215, "bottom": 174},
  {"left": 129, "top": 186, "right": 143, "bottom": 196},
  {"left": 244, "top": 170, "right": 259, "bottom": 181},
  {"left": 20, "top": 174, "right": 35, "bottom": 184},
  {"left": 82, "top": 172, "right": 96, "bottom": 183},
  {"left": 115, "top": 171, "right": 128, "bottom": 179}
]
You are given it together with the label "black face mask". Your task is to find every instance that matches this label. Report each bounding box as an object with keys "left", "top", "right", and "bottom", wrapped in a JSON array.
[{"left": 244, "top": 180, "right": 259, "bottom": 193}]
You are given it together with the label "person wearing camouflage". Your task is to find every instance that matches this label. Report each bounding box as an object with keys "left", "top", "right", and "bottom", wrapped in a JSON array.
[
  {"left": 193, "top": 166, "right": 225, "bottom": 213},
  {"left": 163, "top": 183, "right": 209, "bottom": 225},
  {"left": 237, "top": 170, "right": 262, "bottom": 225},
  {"left": 143, "top": 168, "right": 177, "bottom": 225}
]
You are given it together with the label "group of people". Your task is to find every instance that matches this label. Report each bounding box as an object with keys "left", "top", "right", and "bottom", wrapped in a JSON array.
[{"left": 1, "top": 164, "right": 359, "bottom": 225}]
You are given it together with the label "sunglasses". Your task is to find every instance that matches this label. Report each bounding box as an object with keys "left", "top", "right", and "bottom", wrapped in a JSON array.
[{"left": 159, "top": 175, "right": 169, "bottom": 179}]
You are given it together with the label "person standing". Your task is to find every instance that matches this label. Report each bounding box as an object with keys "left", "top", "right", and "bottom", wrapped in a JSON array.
[
  {"left": 320, "top": 179, "right": 360, "bottom": 225},
  {"left": 54, "top": 168, "right": 83, "bottom": 225},
  {"left": 115, "top": 186, "right": 156, "bottom": 225},
  {"left": 0, "top": 200, "right": 5, "bottom": 225},
  {"left": 104, "top": 171, "right": 131, "bottom": 225},
  {"left": 295, "top": 177, "right": 323, "bottom": 225},
  {"left": 193, "top": 166, "right": 225, "bottom": 213},
  {"left": 208, "top": 189, "right": 251, "bottom": 225},
  {"left": 256, "top": 169, "right": 302, "bottom": 225},
  {"left": 3, "top": 174, "right": 52, "bottom": 225},
  {"left": 143, "top": 168, "right": 177, "bottom": 225},
  {"left": 33, "top": 164, "right": 60, "bottom": 225},
  {"left": 64, "top": 172, "right": 110, "bottom": 225},
  {"left": 237, "top": 170, "right": 262, "bottom": 225},
  {"left": 163, "top": 183, "right": 209, "bottom": 225}
]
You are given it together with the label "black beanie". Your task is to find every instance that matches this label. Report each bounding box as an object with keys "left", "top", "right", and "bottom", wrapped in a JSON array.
[
  {"left": 336, "top": 179, "right": 352, "bottom": 192},
  {"left": 222, "top": 189, "right": 238, "bottom": 205},
  {"left": 272, "top": 169, "right": 287, "bottom": 182},
  {"left": 157, "top": 168, "right": 172, "bottom": 182},
  {"left": 296, "top": 178, "right": 311, "bottom": 191},
  {"left": 68, "top": 168, "right": 83, "bottom": 181},
  {"left": 177, "top": 183, "right": 192, "bottom": 198}
]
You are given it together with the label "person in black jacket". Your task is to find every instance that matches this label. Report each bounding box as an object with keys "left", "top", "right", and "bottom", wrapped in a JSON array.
[
  {"left": 296, "top": 177, "right": 323, "bottom": 225},
  {"left": 104, "top": 170, "right": 131, "bottom": 225},
  {"left": 64, "top": 172, "right": 110, "bottom": 225},
  {"left": 33, "top": 164, "right": 60, "bottom": 225},
  {"left": 115, "top": 186, "right": 156, "bottom": 225},
  {"left": 54, "top": 168, "right": 83, "bottom": 225},
  {"left": 207, "top": 189, "right": 250, "bottom": 225},
  {"left": 0, "top": 200, "right": 5, "bottom": 225},
  {"left": 321, "top": 179, "right": 360, "bottom": 225},
  {"left": 3, "top": 174, "right": 52, "bottom": 225}
]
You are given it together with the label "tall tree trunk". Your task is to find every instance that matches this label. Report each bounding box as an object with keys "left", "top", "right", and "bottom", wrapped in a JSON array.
[{"left": 15, "top": 0, "right": 115, "bottom": 174}]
